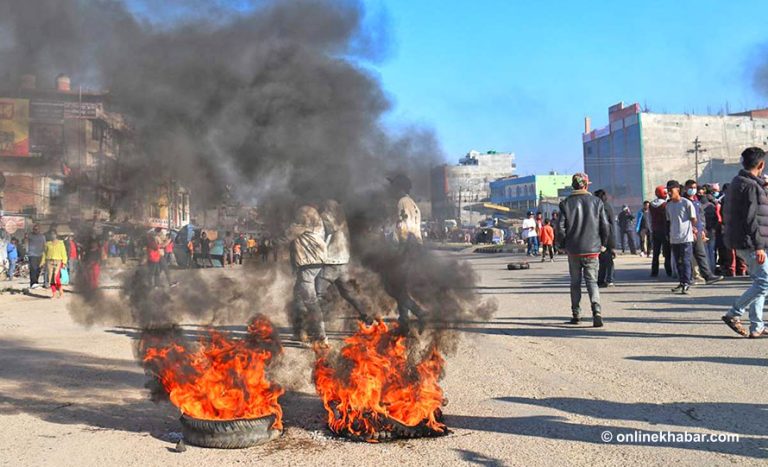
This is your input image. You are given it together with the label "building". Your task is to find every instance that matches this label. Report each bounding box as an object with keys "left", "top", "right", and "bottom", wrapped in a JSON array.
[
  {"left": 489, "top": 172, "right": 573, "bottom": 216},
  {"left": 431, "top": 150, "right": 516, "bottom": 226},
  {"left": 583, "top": 101, "right": 768, "bottom": 210},
  {"left": 0, "top": 73, "right": 190, "bottom": 232}
]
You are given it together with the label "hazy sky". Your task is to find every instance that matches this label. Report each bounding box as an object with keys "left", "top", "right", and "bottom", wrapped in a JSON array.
[{"left": 126, "top": 0, "right": 768, "bottom": 176}]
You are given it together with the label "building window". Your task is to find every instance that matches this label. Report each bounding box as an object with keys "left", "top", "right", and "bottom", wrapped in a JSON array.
[
  {"left": 49, "top": 181, "right": 64, "bottom": 204},
  {"left": 91, "top": 120, "right": 103, "bottom": 141}
]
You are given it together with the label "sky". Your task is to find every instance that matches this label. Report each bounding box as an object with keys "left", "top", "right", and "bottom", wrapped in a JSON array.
[
  {"left": 126, "top": 0, "right": 768, "bottom": 177},
  {"left": 368, "top": 0, "right": 768, "bottom": 175}
]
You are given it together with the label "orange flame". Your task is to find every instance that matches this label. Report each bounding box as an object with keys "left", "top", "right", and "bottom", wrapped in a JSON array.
[
  {"left": 313, "top": 320, "right": 446, "bottom": 440},
  {"left": 142, "top": 315, "right": 284, "bottom": 430}
]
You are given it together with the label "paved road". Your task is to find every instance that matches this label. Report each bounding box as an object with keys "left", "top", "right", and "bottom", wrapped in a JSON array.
[{"left": 0, "top": 254, "right": 765, "bottom": 466}]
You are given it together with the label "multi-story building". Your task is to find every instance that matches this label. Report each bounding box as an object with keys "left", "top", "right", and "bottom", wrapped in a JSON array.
[
  {"left": 0, "top": 74, "right": 190, "bottom": 233},
  {"left": 583, "top": 101, "right": 768, "bottom": 210},
  {"left": 489, "top": 172, "right": 573, "bottom": 216},
  {"left": 431, "top": 150, "right": 516, "bottom": 226}
]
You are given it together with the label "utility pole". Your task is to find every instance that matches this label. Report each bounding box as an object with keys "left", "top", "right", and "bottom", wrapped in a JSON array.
[{"left": 687, "top": 137, "right": 707, "bottom": 181}]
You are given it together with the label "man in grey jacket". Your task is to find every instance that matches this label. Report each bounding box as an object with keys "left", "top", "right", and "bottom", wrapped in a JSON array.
[
  {"left": 316, "top": 200, "right": 372, "bottom": 325},
  {"left": 557, "top": 173, "right": 610, "bottom": 327}
]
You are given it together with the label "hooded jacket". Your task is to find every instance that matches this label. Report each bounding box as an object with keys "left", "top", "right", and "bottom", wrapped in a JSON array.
[
  {"left": 556, "top": 190, "right": 610, "bottom": 255},
  {"left": 649, "top": 198, "right": 667, "bottom": 234},
  {"left": 321, "top": 200, "right": 351, "bottom": 265},
  {"left": 723, "top": 169, "right": 768, "bottom": 251}
]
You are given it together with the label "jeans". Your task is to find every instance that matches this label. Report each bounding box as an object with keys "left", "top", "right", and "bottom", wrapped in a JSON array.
[
  {"left": 527, "top": 237, "right": 539, "bottom": 255},
  {"left": 294, "top": 266, "right": 325, "bottom": 340},
  {"left": 28, "top": 256, "right": 42, "bottom": 286},
  {"left": 692, "top": 236, "right": 717, "bottom": 281},
  {"left": 568, "top": 255, "right": 601, "bottom": 315},
  {"left": 671, "top": 242, "right": 693, "bottom": 285},
  {"left": 7, "top": 258, "right": 16, "bottom": 279},
  {"left": 705, "top": 234, "right": 717, "bottom": 273},
  {"left": 598, "top": 248, "right": 615, "bottom": 285},
  {"left": 726, "top": 249, "right": 767, "bottom": 334},
  {"left": 620, "top": 230, "right": 637, "bottom": 254},
  {"left": 316, "top": 264, "right": 368, "bottom": 320},
  {"left": 651, "top": 232, "right": 672, "bottom": 276},
  {"left": 639, "top": 229, "right": 651, "bottom": 255}
]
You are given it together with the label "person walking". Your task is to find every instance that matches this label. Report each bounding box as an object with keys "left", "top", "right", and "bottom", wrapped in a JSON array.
[
  {"left": 6, "top": 237, "right": 18, "bottom": 281},
  {"left": 146, "top": 230, "right": 163, "bottom": 288},
  {"left": 637, "top": 201, "right": 652, "bottom": 257},
  {"left": 316, "top": 199, "right": 373, "bottom": 324},
  {"left": 617, "top": 205, "right": 637, "bottom": 254},
  {"left": 718, "top": 183, "right": 748, "bottom": 277},
  {"left": 40, "top": 229, "right": 67, "bottom": 298},
  {"left": 722, "top": 147, "right": 768, "bottom": 338},
  {"left": 522, "top": 212, "right": 538, "bottom": 256},
  {"left": 557, "top": 173, "right": 610, "bottom": 327},
  {"left": 287, "top": 205, "right": 328, "bottom": 347},
  {"left": 200, "top": 231, "right": 212, "bottom": 268},
  {"left": 540, "top": 219, "right": 555, "bottom": 262},
  {"left": 683, "top": 179, "right": 723, "bottom": 285},
  {"left": 65, "top": 235, "right": 79, "bottom": 281},
  {"left": 666, "top": 180, "right": 697, "bottom": 294},
  {"left": 27, "top": 224, "right": 46, "bottom": 288},
  {"left": 649, "top": 185, "right": 672, "bottom": 277},
  {"left": 594, "top": 189, "right": 616, "bottom": 287},
  {"left": 701, "top": 188, "right": 719, "bottom": 272}
]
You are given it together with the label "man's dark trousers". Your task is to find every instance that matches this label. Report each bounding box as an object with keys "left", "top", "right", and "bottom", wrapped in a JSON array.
[
  {"left": 651, "top": 231, "right": 671, "bottom": 277},
  {"left": 671, "top": 242, "right": 693, "bottom": 285}
]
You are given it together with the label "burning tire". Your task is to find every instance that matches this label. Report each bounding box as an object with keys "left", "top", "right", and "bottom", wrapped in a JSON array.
[{"left": 180, "top": 414, "right": 281, "bottom": 449}]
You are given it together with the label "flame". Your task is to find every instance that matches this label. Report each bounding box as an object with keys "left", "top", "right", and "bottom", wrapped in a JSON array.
[
  {"left": 142, "top": 315, "right": 284, "bottom": 429},
  {"left": 313, "top": 320, "right": 446, "bottom": 440}
]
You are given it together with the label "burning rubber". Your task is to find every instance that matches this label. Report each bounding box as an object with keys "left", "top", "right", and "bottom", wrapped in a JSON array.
[
  {"left": 179, "top": 414, "right": 281, "bottom": 449},
  {"left": 314, "top": 320, "right": 450, "bottom": 442}
]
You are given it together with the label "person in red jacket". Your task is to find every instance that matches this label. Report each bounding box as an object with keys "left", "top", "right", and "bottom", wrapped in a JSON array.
[{"left": 540, "top": 219, "right": 555, "bottom": 262}]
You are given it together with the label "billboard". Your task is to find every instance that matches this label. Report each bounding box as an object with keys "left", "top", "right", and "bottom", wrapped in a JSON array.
[{"left": 0, "top": 99, "right": 30, "bottom": 157}]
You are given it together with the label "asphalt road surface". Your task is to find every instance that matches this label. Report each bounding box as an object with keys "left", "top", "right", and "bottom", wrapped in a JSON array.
[{"left": 0, "top": 253, "right": 765, "bottom": 466}]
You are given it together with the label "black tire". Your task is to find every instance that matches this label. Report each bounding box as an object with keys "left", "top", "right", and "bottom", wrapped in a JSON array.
[
  {"left": 180, "top": 414, "right": 281, "bottom": 449},
  {"left": 507, "top": 262, "right": 530, "bottom": 270}
]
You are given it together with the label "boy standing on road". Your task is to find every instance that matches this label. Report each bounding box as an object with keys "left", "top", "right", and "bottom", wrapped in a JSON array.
[
  {"left": 557, "top": 173, "right": 610, "bottom": 327},
  {"left": 722, "top": 147, "right": 768, "bottom": 338},
  {"left": 666, "top": 180, "right": 696, "bottom": 294},
  {"left": 540, "top": 219, "right": 555, "bottom": 262}
]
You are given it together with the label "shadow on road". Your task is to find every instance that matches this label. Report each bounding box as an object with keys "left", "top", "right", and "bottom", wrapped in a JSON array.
[
  {"left": 449, "top": 397, "right": 768, "bottom": 459},
  {"left": 626, "top": 355, "right": 768, "bottom": 367}
]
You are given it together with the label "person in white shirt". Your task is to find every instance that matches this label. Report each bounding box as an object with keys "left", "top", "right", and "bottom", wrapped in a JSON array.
[{"left": 522, "top": 211, "right": 539, "bottom": 256}]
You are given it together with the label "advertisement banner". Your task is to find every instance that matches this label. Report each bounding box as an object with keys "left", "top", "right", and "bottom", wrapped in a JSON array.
[
  {"left": 0, "top": 99, "right": 30, "bottom": 157},
  {"left": 0, "top": 215, "right": 27, "bottom": 234}
]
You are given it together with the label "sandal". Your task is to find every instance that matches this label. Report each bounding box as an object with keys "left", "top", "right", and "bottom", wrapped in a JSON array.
[
  {"left": 749, "top": 329, "right": 768, "bottom": 339},
  {"left": 721, "top": 315, "right": 748, "bottom": 337}
]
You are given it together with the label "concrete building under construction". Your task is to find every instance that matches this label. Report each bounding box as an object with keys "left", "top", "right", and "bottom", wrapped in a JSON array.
[
  {"left": 431, "top": 150, "right": 516, "bottom": 226},
  {"left": 583, "top": 102, "right": 768, "bottom": 211}
]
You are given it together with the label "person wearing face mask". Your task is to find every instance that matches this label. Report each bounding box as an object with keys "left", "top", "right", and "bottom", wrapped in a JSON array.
[
  {"left": 722, "top": 147, "right": 768, "bottom": 338},
  {"left": 683, "top": 179, "right": 723, "bottom": 286}
]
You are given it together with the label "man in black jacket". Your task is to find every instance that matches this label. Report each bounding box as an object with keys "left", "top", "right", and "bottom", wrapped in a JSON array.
[
  {"left": 557, "top": 173, "right": 610, "bottom": 327},
  {"left": 722, "top": 147, "right": 768, "bottom": 338},
  {"left": 595, "top": 190, "right": 616, "bottom": 287},
  {"left": 617, "top": 206, "right": 637, "bottom": 254}
]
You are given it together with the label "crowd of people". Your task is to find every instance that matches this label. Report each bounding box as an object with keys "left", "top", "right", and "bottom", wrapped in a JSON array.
[{"left": 555, "top": 147, "right": 767, "bottom": 338}]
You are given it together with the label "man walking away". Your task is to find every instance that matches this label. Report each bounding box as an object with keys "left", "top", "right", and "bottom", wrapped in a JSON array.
[
  {"left": 557, "top": 173, "right": 610, "bottom": 327},
  {"left": 722, "top": 147, "right": 768, "bottom": 338},
  {"left": 718, "top": 183, "right": 748, "bottom": 277},
  {"left": 540, "top": 219, "right": 555, "bottom": 262},
  {"left": 27, "top": 224, "right": 46, "bottom": 288},
  {"left": 649, "top": 186, "right": 672, "bottom": 277},
  {"left": 594, "top": 190, "right": 616, "bottom": 287},
  {"left": 618, "top": 206, "right": 637, "bottom": 254},
  {"left": 637, "top": 201, "right": 652, "bottom": 257},
  {"left": 666, "top": 180, "right": 696, "bottom": 294}
]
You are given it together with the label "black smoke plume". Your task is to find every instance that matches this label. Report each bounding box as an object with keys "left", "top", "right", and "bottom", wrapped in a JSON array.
[{"left": 0, "top": 0, "right": 494, "bottom": 375}]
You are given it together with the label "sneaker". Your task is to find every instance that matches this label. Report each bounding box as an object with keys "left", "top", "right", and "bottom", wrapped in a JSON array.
[
  {"left": 705, "top": 276, "right": 724, "bottom": 285},
  {"left": 671, "top": 284, "right": 683, "bottom": 292},
  {"left": 681, "top": 284, "right": 690, "bottom": 295},
  {"left": 606, "top": 282, "right": 615, "bottom": 288},
  {"left": 568, "top": 316, "right": 581, "bottom": 325},
  {"left": 598, "top": 283, "right": 607, "bottom": 288},
  {"left": 593, "top": 314, "right": 604, "bottom": 328},
  {"left": 541, "top": 257, "right": 546, "bottom": 263}
]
